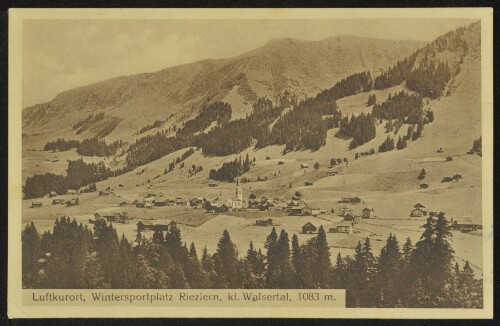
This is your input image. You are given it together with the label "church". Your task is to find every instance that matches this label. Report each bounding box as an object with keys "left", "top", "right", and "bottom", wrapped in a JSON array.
[{"left": 226, "top": 178, "right": 243, "bottom": 210}]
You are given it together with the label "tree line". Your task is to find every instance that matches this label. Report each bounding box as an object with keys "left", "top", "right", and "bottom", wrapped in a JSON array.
[
  {"left": 22, "top": 213, "right": 482, "bottom": 308},
  {"left": 336, "top": 113, "right": 376, "bottom": 149},
  {"left": 73, "top": 112, "right": 105, "bottom": 134},
  {"left": 23, "top": 159, "right": 130, "bottom": 199},
  {"left": 43, "top": 138, "right": 122, "bottom": 157},
  {"left": 208, "top": 153, "right": 254, "bottom": 182}
]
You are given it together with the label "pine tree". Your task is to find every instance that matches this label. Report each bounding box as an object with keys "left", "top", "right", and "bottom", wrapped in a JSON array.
[
  {"left": 22, "top": 222, "right": 41, "bottom": 288},
  {"left": 314, "top": 226, "right": 331, "bottom": 288},
  {"left": 265, "top": 227, "right": 279, "bottom": 288},
  {"left": 374, "top": 234, "right": 402, "bottom": 307},
  {"left": 213, "top": 229, "right": 240, "bottom": 288}
]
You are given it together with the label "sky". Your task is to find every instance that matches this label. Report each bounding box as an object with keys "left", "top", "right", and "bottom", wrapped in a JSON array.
[{"left": 22, "top": 18, "right": 475, "bottom": 107}]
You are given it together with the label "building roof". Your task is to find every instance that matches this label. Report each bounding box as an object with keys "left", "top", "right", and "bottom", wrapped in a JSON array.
[
  {"left": 413, "top": 203, "right": 426, "bottom": 209},
  {"left": 302, "top": 222, "right": 316, "bottom": 228}
]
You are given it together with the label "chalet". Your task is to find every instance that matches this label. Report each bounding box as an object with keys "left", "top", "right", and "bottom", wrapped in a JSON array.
[
  {"left": 66, "top": 189, "right": 78, "bottom": 196},
  {"left": 343, "top": 212, "right": 361, "bottom": 222},
  {"left": 339, "top": 197, "right": 362, "bottom": 204},
  {"left": 31, "top": 202, "right": 42, "bottom": 208},
  {"left": 289, "top": 205, "right": 312, "bottom": 216},
  {"left": 119, "top": 201, "right": 129, "bottom": 207},
  {"left": 450, "top": 216, "right": 481, "bottom": 232},
  {"left": 189, "top": 197, "right": 205, "bottom": 209},
  {"left": 99, "top": 190, "right": 115, "bottom": 196},
  {"left": 302, "top": 222, "right": 317, "bottom": 234},
  {"left": 300, "top": 163, "right": 309, "bottom": 169},
  {"left": 410, "top": 203, "right": 428, "bottom": 217},
  {"left": 256, "top": 219, "right": 273, "bottom": 226},
  {"left": 362, "top": 208, "right": 374, "bottom": 219},
  {"left": 329, "top": 223, "right": 353, "bottom": 234},
  {"left": 304, "top": 181, "right": 314, "bottom": 186},
  {"left": 48, "top": 191, "right": 57, "bottom": 198}
]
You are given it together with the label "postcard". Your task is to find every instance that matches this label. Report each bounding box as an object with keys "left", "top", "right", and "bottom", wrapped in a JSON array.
[{"left": 8, "top": 8, "right": 493, "bottom": 318}]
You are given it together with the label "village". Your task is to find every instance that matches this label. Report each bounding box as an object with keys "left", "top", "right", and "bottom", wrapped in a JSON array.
[{"left": 28, "top": 175, "right": 482, "bottom": 249}]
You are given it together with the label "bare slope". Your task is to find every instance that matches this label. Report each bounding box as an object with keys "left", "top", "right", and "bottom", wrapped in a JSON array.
[{"left": 22, "top": 35, "right": 425, "bottom": 144}]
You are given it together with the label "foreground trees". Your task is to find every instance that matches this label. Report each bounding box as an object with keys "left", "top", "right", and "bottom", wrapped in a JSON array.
[{"left": 22, "top": 211, "right": 482, "bottom": 308}]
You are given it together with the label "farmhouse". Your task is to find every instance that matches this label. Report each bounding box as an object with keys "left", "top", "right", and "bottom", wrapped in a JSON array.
[
  {"left": 119, "top": 201, "right": 129, "bottom": 207},
  {"left": 302, "top": 222, "right": 317, "bottom": 234},
  {"left": 329, "top": 223, "right": 353, "bottom": 234},
  {"left": 206, "top": 202, "right": 229, "bottom": 213},
  {"left": 339, "top": 197, "right": 362, "bottom": 204},
  {"left": 338, "top": 206, "right": 353, "bottom": 217},
  {"left": 410, "top": 203, "right": 428, "bottom": 217},
  {"left": 153, "top": 199, "right": 169, "bottom": 207},
  {"left": 66, "top": 189, "right": 78, "bottom": 196},
  {"left": 248, "top": 198, "right": 260, "bottom": 209},
  {"left": 31, "top": 202, "right": 42, "bottom": 208},
  {"left": 137, "top": 220, "right": 176, "bottom": 232},
  {"left": 343, "top": 212, "right": 361, "bottom": 222},
  {"left": 65, "top": 198, "right": 79, "bottom": 207},
  {"left": 52, "top": 199, "right": 65, "bottom": 205},
  {"left": 289, "top": 205, "right": 312, "bottom": 216},
  {"left": 362, "top": 208, "right": 374, "bottom": 219},
  {"left": 256, "top": 219, "right": 273, "bottom": 226},
  {"left": 48, "top": 191, "right": 57, "bottom": 198},
  {"left": 103, "top": 212, "right": 130, "bottom": 224},
  {"left": 189, "top": 198, "right": 205, "bottom": 209},
  {"left": 450, "top": 216, "right": 481, "bottom": 232},
  {"left": 300, "top": 163, "right": 309, "bottom": 169}
]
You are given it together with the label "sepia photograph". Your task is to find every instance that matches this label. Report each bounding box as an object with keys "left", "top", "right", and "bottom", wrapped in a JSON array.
[{"left": 8, "top": 8, "right": 493, "bottom": 318}]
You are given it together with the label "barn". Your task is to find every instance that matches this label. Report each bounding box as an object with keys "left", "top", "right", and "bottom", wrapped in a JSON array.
[{"left": 302, "top": 222, "right": 317, "bottom": 234}]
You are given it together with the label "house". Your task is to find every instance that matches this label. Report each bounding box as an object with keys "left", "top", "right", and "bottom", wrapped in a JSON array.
[
  {"left": 311, "top": 207, "right": 321, "bottom": 216},
  {"left": 189, "top": 198, "right": 205, "bottom": 209},
  {"left": 362, "top": 208, "right": 373, "bottom": 219},
  {"left": 48, "top": 191, "right": 57, "bottom": 198},
  {"left": 450, "top": 216, "right": 481, "bottom": 232},
  {"left": 410, "top": 208, "right": 427, "bottom": 217},
  {"left": 31, "top": 202, "right": 42, "bottom": 208},
  {"left": 302, "top": 222, "right": 317, "bottom": 234},
  {"left": 329, "top": 223, "right": 353, "bottom": 234},
  {"left": 52, "top": 199, "right": 65, "bottom": 205},
  {"left": 305, "top": 181, "right": 314, "bottom": 186},
  {"left": 145, "top": 202, "right": 153, "bottom": 209},
  {"left": 154, "top": 199, "right": 169, "bottom": 207},
  {"left": 66, "top": 198, "right": 79, "bottom": 207},
  {"left": 135, "top": 202, "right": 146, "bottom": 208},
  {"left": 66, "top": 189, "right": 78, "bottom": 196},
  {"left": 343, "top": 212, "right": 361, "bottom": 222},
  {"left": 338, "top": 206, "right": 353, "bottom": 217},
  {"left": 119, "top": 201, "right": 129, "bottom": 207},
  {"left": 248, "top": 198, "right": 260, "bottom": 209},
  {"left": 288, "top": 205, "right": 312, "bottom": 216},
  {"left": 206, "top": 202, "right": 229, "bottom": 213},
  {"left": 256, "top": 219, "right": 273, "bottom": 226},
  {"left": 300, "top": 163, "right": 309, "bottom": 169},
  {"left": 137, "top": 221, "right": 154, "bottom": 232},
  {"left": 339, "top": 197, "right": 362, "bottom": 204},
  {"left": 410, "top": 203, "right": 428, "bottom": 217}
]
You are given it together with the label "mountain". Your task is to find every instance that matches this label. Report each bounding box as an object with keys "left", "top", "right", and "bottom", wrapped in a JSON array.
[{"left": 22, "top": 35, "right": 425, "bottom": 145}]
